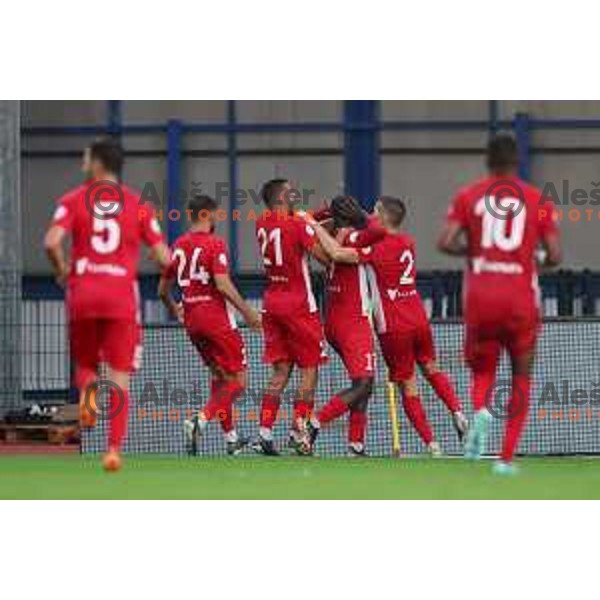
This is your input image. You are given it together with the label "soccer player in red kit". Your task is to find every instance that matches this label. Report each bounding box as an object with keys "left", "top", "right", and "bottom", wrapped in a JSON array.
[
  {"left": 438, "top": 133, "right": 561, "bottom": 474},
  {"left": 44, "top": 138, "right": 170, "bottom": 471},
  {"left": 253, "top": 179, "right": 329, "bottom": 455},
  {"left": 159, "top": 194, "right": 261, "bottom": 454},
  {"left": 309, "top": 196, "right": 468, "bottom": 456},
  {"left": 306, "top": 196, "right": 385, "bottom": 456}
]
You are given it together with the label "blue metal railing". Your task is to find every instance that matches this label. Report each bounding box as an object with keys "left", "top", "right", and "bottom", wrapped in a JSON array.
[{"left": 22, "top": 101, "right": 600, "bottom": 273}]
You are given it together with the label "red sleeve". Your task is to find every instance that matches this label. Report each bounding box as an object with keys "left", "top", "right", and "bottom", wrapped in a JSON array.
[
  {"left": 211, "top": 238, "right": 230, "bottom": 276},
  {"left": 537, "top": 200, "right": 559, "bottom": 238},
  {"left": 357, "top": 244, "right": 378, "bottom": 264},
  {"left": 344, "top": 222, "right": 386, "bottom": 248},
  {"left": 296, "top": 219, "right": 317, "bottom": 251},
  {"left": 138, "top": 204, "right": 164, "bottom": 247},
  {"left": 51, "top": 192, "right": 76, "bottom": 231},
  {"left": 446, "top": 190, "right": 469, "bottom": 227}
]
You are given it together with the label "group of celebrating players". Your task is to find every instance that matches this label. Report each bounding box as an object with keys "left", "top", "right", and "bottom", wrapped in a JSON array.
[{"left": 44, "top": 132, "right": 561, "bottom": 475}]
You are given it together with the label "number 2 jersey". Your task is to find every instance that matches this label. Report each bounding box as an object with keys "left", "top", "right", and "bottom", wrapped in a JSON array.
[
  {"left": 52, "top": 181, "right": 164, "bottom": 321},
  {"left": 446, "top": 174, "right": 558, "bottom": 322},
  {"left": 359, "top": 230, "right": 428, "bottom": 335}
]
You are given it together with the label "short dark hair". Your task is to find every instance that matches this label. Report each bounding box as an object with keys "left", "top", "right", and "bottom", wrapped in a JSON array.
[
  {"left": 378, "top": 196, "right": 407, "bottom": 227},
  {"left": 261, "top": 178, "right": 289, "bottom": 207},
  {"left": 330, "top": 195, "right": 367, "bottom": 229},
  {"left": 188, "top": 194, "right": 218, "bottom": 222},
  {"left": 487, "top": 132, "right": 518, "bottom": 173},
  {"left": 89, "top": 137, "right": 124, "bottom": 175}
]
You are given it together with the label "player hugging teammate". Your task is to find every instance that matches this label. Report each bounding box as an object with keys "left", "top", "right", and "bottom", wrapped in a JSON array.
[{"left": 47, "top": 134, "right": 560, "bottom": 474}]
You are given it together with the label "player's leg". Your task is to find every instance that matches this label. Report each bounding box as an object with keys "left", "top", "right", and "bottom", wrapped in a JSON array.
[
  {"left": 100, "top": 319, "right": 139, "bottom": 471},
  {"left": 348, "top": 396, "right": 369, "bottom": 456},
  {"left": 416, "top": 323, "right": 468, "bottom": 441},
  {"left": 253, "top": 360, "right": 293, "bottom": 455},
  {"left": 288, "top": 312, "right": 328, "bottom": 455},
  {"left": 380, "top": 331, "right": 439, "bottom": 455},
  {"left": 186, "top": 329, "right": 249, "bottom": 454},
  {"left": 70, "top": 319, "right": 101, "bottom": 427},
  {"left": 464, "top": 324, "right": 500, "bottom": 460},
  {"left": 309, "top": 323, "right": 374, "bottom": 453},
  {"left": 399, "top": 375, "right": 440, "bottom": 456},
  {"left": 254, "top": 312, "right": 293, "bottom": 454},
  {"left": 494, "top": 324, "right": 537, "bottom": 474}
]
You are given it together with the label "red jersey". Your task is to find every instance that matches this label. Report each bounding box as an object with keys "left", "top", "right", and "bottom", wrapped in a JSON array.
[
  {"left": 325, "top": 221, "right": 386, "bottom": 324},
  {"left": 446, "top": 175, "right": 558, "bottom": 311},
  {"left": 359, "top": 231, "right": 428, "bottom": 335},
  {"left": 167, "top": 230, "right": 237, "bottom": 330},
  {"left": 255, "top": 211, "right": 318, "bottom": 315},
  {"left": 52, "top": 181, "right": 164, "bottom": 320}
]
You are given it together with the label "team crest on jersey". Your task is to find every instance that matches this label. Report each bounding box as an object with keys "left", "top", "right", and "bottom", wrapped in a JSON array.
[
  {"left": 219, "top": 253, "right": 228, "bottom": 266},
  {"left": 306, "top": 224, "right": 315, "bottom": 236}
]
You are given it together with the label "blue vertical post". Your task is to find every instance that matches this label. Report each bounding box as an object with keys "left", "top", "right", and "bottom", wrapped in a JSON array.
[
  {"left": 227, "top": 101, "right": 239, "bottom": 273},
  {"left": 514, "top": 112, "right": 531, "bottom": 181},
  {"left": 167, "top": 119, "right": 182, "bottom": 244},
  {"left": 488, "top": 100, "right": 499, "bottom": 135},
  {"left": 344, "top": 101, "right": 380, "bottom": 211},
  {"left": 107, "top": 100, "right": 122, "bottom": 136}
]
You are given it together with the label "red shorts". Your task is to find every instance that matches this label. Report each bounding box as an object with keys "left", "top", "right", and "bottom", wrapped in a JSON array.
[
  {"left": 187, "top": 322, "right": 246, "bottom": 375},
  {"left": 70, "top": 318, "right": 142, "bottom": 376},
  {"left": 263, "top": 310, "right": 327, "bottom": 368},
  {"left": 465, "top": 317, "right": 539, "bottom": 370},
  {"left": 378, "top": 323, "right": 436, "bottom": 382},
  {"left": 326, "top": 316, "right": 375, "bottom": 379}
]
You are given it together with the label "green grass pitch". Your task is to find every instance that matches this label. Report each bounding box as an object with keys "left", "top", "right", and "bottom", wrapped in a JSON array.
[{"left": 2, "top": 455, "right": 600, "bottom": 499}]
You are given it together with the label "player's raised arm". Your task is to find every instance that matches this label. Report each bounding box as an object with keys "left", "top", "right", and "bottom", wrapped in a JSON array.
[{"left": 305, "top": 216, "right": 359, "bottom": 264}]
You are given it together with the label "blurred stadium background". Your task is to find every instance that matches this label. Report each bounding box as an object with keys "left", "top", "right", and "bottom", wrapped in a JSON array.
[{"left": 4, "top": 100, "right": 600, "bottom": 457}]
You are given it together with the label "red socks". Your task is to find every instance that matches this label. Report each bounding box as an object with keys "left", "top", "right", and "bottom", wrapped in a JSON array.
[
  {"left": 260, "top": 393, "right": 281, "bottom": 429},
  {"left": 472, "top": 370, "right": 496, "bottom": 412},
  {"left": 109, "top": 388, "right": 129, "bottom": 450},
  {"left": 348, "top": 408, "right": 367, "bottom": 445},
  {"left": 317, "top": 395, "right": 348, "bottom": 425},
  {"left": 401, "top": 392, "right": 434, "bottom": 445},
  {"left": 426, "top": 371, "right": 462, "bottom": 413},
  {"left": 201, "top": 380, "right": 244, "bottom": 433},
  {"left": 501, "top": 374, "right": 531, "bottom": 462},
  {"left": 294, "top": 398, "right": 314, "bottom": 421}
]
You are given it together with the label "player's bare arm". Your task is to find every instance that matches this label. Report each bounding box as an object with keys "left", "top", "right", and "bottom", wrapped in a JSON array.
[
  {"left": 214, "top": 273, "right": 262, "bottom": 330},
  {"left": 539, "top": 231, "right": 562, "bottom": 267},
  {"left": 149, "top": 240, "right": 171, "bottom": 270},
  {"left": 310, "top": 220, "right": 359, "bottom": 264},
  {"left": 437, "top": 220, "right": 468, "bottom": 256},
  {"left": 43, "top": 224, "right": 69, "bottom": 286},
  {"left": 158, "top": 273, "right": 183, "bottom": 323}
]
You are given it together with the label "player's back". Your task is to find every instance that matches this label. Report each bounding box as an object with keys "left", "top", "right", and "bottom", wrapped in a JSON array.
[
  {"left": 170, "top": 230, "right": 235, "bottom": 329},
  {"left": 54, "top": 181, "right": 163, "bottom": 320},
  {"left": 363, "top": 231, "right": 427, "bottom": 334},
  {"left": 255, "top": 210, "right": 318, "bottom": 315},
  {"left": 449, "top": 174, "right": 555, "bottom": 318}
]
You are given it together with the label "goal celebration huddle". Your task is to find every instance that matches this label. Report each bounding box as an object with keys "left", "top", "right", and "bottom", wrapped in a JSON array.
[{"left": 44, "top": 133, "right": 561, "bottom": 475}]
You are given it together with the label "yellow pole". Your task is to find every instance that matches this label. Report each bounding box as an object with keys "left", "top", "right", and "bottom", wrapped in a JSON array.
[{"left": 387, "top": 380, "right": 401, "bottom": 457}]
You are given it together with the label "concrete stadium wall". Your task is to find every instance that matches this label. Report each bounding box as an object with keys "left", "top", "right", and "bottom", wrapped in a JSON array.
[{"left": 21, "top": 100, "right": 600, "bottom": 273}]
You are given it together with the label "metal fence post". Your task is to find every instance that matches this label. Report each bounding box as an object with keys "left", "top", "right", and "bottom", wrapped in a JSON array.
[
  {"left": 344, "top": 101, "right": 380, "bottom": 210},
  {"left": 514, "top": 112, "right": 531, "bottom": 181},
  {"left": 167, "top": 119, "right": 182, "bottom": 243}
]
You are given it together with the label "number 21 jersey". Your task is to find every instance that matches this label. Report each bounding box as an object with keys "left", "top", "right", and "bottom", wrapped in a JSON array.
[{"left": 255, "top": 211, "right": 318, "bottom": 315}]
